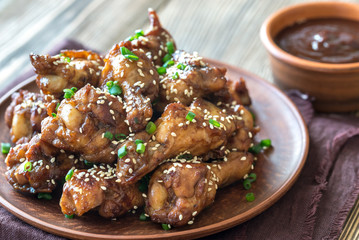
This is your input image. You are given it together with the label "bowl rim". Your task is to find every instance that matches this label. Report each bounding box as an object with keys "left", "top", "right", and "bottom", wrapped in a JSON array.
[{"left": 260, "top": 1, "right": 359, "bottom": 72}]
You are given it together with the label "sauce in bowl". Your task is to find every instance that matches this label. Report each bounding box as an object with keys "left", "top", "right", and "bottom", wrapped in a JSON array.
[{"left": 275, "top": 18, "right": 359, "bottom": 63}]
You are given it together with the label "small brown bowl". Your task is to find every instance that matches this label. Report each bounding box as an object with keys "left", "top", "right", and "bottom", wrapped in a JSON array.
[{"left": 260, "top": 1, "right": 359, "bottom": 112}]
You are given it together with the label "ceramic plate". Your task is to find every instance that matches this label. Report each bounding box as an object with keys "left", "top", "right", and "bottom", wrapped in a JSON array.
[{"left": 0, "top": 59, "right": 309, "bottom": 239}]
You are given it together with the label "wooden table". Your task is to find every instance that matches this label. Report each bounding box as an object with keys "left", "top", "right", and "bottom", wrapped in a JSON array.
[{"left": 0, "top": 0, "right": 358, "bottom": 239}]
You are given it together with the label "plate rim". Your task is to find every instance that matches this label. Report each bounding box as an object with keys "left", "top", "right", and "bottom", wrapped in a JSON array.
[{"left": 0, "top": 59, "right": 309, "bottom": 240}]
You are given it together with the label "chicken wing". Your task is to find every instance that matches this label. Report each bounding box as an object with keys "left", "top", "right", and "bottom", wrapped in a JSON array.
[
  {"left": 30, "top": 50, "right": 103, "bottom": 97},
  {"left": 5, "top": 90, "right": 57, "bottom": 143},
  {"left": 5, "top": 134, "right": 84, "bottom": 193},
  {"left": 41, "top": 84, "right": 129, "bottom": 163},
  {"left": 60, "top": 165, "right": 144, "bottom": 218},
  {"left": 146, "top": 151, "right": 254, "bottom": 227},
  {"left": 116, "top": 98, "right": 252, "bottom": 185}
]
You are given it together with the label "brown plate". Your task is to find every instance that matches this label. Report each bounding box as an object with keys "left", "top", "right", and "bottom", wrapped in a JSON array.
[{"left": 0, "top": 59, "right": 309, "bottom": 240}]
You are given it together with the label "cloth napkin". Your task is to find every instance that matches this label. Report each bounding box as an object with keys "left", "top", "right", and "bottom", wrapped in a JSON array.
[{"left": 1, "top": 40, "right": 358, "bottom": 240}]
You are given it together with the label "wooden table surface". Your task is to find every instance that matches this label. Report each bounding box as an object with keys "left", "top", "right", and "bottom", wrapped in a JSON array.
[{"left": 0, "top": 0, "right": 358, "bottom": 239}]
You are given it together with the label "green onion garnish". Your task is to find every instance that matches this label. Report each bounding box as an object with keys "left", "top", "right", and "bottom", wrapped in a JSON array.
[
  {"left": 145, "top": 121, "right": 156, "bottom": 134},
  {"left": 115, "top": 133, "right": 127, "bottom": 141},
  {"left": 139, "top": 213, "right": 149, "bottom": 221},
  {"left": 120, "top": 46, "right": 139, "bottom": 61},
  {"left": 64, "top": 57, "right": 71, "bottom": 63},
  {"left": 177, "top": 63, "right": 187, "bottom": 70},
  {"left": 248, "top": 144, "right": 262, "bottom": 154},
  {"left": 136, "top": 143, "right": 146, "bottom": 154},
  {"left": 162, "top": 223, "right": 171, "bottom": 230},
  {"left": 166, "top": 41, "right": 175, "bottom": 55},
  {"left": 63, "top": 88, "right": 75, "bottom": 99},
  {"left": 71, "top": 87, "right": 77, "bottom": 92},
  {"left": 127, "top": 29, "right": 145, "bottom": 41},
  {"left": 260, "top": 139, "right": 272, "bottom": 148},
  {"left": 209, "top": 119, "right": 220, "bottom": 128},
  {"left": 65, "top": 169, "right": 74, "bottom": 181},
  {"left": 162, "top": 54, "right": 172, "bottom": 63},
  {"left": 247, "top": 173, "right": 257, "bottom": 183},
  {"left": 55, "top": 103, "right": 60, "bottom": 112},
  {"left": 106, "top": 81, "right": 114, "bottom": 88},
  {"left": 246, "top": 192, "right": 255, "bottom": 202},
  {"left": 157, "top": 67, "right": 167, "bottom": 75},
  {"left": 38, "top": 193, "right": 52, "bottom": 200},
  {"left": 243, "top": 179, "right": 251, "bottom": 190},
  {"left": 172, "top": 72, "right": 179, "bottom": 79},
  {"left": 84, "top": 160, "right": 93, "bottom": 167},
  {"left": 109, "top": 83, "right": 122, "bottom": 96},
  {"left": 1, "top": 143, "right": 11, "bottom": 154},
  {"left": 163, "top": 59, "right": 175, "bottom": 68},
  {"left": 118, "top": 146, "right": 127, "bottom": 158},
  {"left": 186, "top": 111, "right": 195, "bottom": 122},
  {"left": 65, "top": 214, "right": 74, "bottom": 219},
  {"left": 104, "top": 131, "right": 113, "bottom": 140},
  {"left": 135, "top": 139, "right": 143, "bottom": 145},
  {"left": 51, "top": 113, "right": 57, "bottom": 118},
  {"left": 24, "top": 162, "right": 32, "bottom": 172}
]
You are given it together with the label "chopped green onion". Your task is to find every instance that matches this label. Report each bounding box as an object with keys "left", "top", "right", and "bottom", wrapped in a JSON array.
[
  {"left": 243, "top": 179, "right": 251, "bottom": 190},
  {"left": 247, "top": 173, "right": 257, "bottom": 183},
  {"left": 166, "top": 41, "right": 175, "bottom": 55},
  {"left": 38, "top": 193, "right": 52, "bottom": 200},
  {"left": 136, "top": 143, "right": 146, "bottom": 154},
  {"left": 24, "top": 162, "right": 32, "bottom": 172},
  {"left": 250, "top": 111, "right": 256, "bottom": 122},
  {"left": 139, "top": 213, "right": 149, "bottom": 221},
  {"left": 162, "top": 54, "right": 172, "bottom": 63},
  {"left": 55, "top": 103, "right": 60, "bottom": 112},
  {"left": 172, "top": 72, "right": 179, "bottom": 79},
  {"left": 260, "top": 139, "right": 272, "bottom": 148},
  {"left": 248, "top": 144, "right": 262, "bottom": 154},
  {"left": 104, "top": 131, "right": 113, "bottom": 140},
  {"left": 1, "top": 143, "right": 11, "bottom": 154},
  {"left": 134, "top": 117, "right": 139, "bottom": 124},
  {"left": 177, "top": 63, "right": 187, "bottom": 70},
  {"left": 209, "top": 119, "right": 220, "bottom": 128},
  {"left": 145, "top": 121, "right": 156, "bottom": 134},
  {"left": 246, "top": 192, "right": 255, "bottom": 202},
  {"left": 127, "top": 29, "right": 144, "bottom": 41},
  {"left": 84, "top": 160, "right": 93, "bottom": 167},
  {"left": 162, "top": 223, "right": 171, "bottom": 230},
  {"left": 63, "top": 89, "right": 75, "bottom": 99},
  {"left": 178, "top": 153, "right": 193, "bottom": 160},
  {"left": 120, "top": 46, "right": 139, "bottom": 61},
  {"left": 64, "top": 57, "right": 71, "bottom": 63},
  {"left": 135, "top": 139, "right": 143, "bottom": 145},
  {"left": 157, "top": 67, "right": 167, "bottom": 75},
  {"left": 163, "top": 59, "right": 175, "bottom": 68},
  {"left": 115, "top": 133, "right": 127, "bottom": 141},
  {"left": 138, "top": 174, "right": 151, "bottom": 192},
  {"left": 186, "top": 111, "right": 196, "bottom": 122},
  {"left": 71, "top": 87, "right": 77, "bottom": 92},
  {"left": 109, "top": 84, "right": 122, "bottom": 96},
  {"left": 106, "top": 81, "right": 114, "bottom": 88},
  {"left": 65, "top": 214, "right": 74, "bottom": 219},
  {"left": 65, "top": 169, "right": 74, "bottom": 181},
  {"left": 118, "top": 146, "right": 127, "bottom": 158},
  {"left": 51, "top": 113, "right": 57, "bottom": 118}
]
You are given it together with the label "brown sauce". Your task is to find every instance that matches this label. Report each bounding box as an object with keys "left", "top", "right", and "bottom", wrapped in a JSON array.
[{"left": 275, "top": 18, "right": 359, "bottom": 63}]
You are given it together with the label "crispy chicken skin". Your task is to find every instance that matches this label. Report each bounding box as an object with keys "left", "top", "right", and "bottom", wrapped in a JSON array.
[
  {"left": 5, "top": 134, "right": 83, "bottom": 193},
  {"left": 146, "top": 152, "right": 254, "bottom": 226},
  {"left": 116, "top": 98, "right": 253, "bottom": 185},
  {"left": 41, "top": 84, "right": 129, "bottom": 163},
  {"left": 5, "top": 90, "right": 57, "bottom": 143},
  {"left": 100, "top": 41, "right": 159, "bottom": 132},
  {"left": 129, "top": 9, "right": 176, "bottom": 66},
  {"left": 30, "top": 50, "right": 103, "bottom": 97},
  {"left": 60, "top": 166, "right": 144, "bottom": 218}
]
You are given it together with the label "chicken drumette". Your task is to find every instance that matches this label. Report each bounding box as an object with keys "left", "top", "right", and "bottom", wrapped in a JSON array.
[
  {"left": 146, "top": 151, "right": 254, "bottom": 226},
  {"left": 5, "top": 134, "right": 84, "bottom": 193},
  {"left": 60, "top": 165, "right": 144, "bottom": 218},
  {"left": 41, "top": 84, "right": 129, "bottom": 163},
  {"left": 116, "top": 98, "right": 254, "bottom": 185},
  {"left": 30, "top": 50, "right": 103, "bottom": 97}
]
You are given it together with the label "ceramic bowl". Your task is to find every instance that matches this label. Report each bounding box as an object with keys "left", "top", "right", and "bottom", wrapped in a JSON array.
[{"left": 260, "top": 1, "right": 359, "bottom": 112}]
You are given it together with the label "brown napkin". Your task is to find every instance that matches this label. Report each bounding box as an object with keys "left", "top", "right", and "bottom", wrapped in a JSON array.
[{"left": 1, "top": 40, "right": 358, "bottom": 240}]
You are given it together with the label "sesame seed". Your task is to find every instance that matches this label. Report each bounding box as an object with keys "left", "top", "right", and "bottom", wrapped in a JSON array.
[
  {"left": 101, "top": 186, "right": 107, "bottom": 191},
  {"left": 142, "top": 193, "right": 147, "bottom": 198},
  {"left": 186, "top": 165, "right": 192, "bottom": 168},
  {"left": 179, "top": 214, "right": 183, "bottom": 220},
  {"left": 188, "top": 220, "right": 194, "bottom": 225},
  {"left": 240, "top": 156, "right": 247, "bottom": 161},
  {"left": 50, "top": 157, "right": 55, "bottom": 163},
  {"left": 192, "top": 211, "right": 197, "bottom": 216},
  {"left": 208, "top": 188, "right": 212, "bottom": 192},
  {"left": 129, "top": 168, "right": 133, "bottom": 174},
  {"left": 45, "top": 165, "right": 50, "bottom": 170},
  {"left": 69, "top": 155, "right": 74, "bottom": 159},
  {"left": 171, "top": 132, "right": 176, "bottom": 137},
  {"left": 248, "top": 132, "right": 253, "bottom": 138}
]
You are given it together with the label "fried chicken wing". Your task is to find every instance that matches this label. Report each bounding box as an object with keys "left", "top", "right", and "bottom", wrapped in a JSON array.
[
  {"left": 30, "top": 50, "right": 103, "bottom": 97},
  {"left": 5, "top": 90, "right": 57, "bottom": 143},
  {"left": 5, "top": 134, "right": 83, "bottom": 193},
  {"left": 60, "top": 165, "right": 144, "bottom": 218},
  {"left": 116, "top": 98, "right": 252, "bottom": 185},
  {"left": 100, "top": 41, "right": 159, "bottom": 132},
  {"left": 146, "top": 151, "right": 254, "bottom": 226},
  {"left": 41, "top": 84, "right": 129, "bottom": 163}
]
